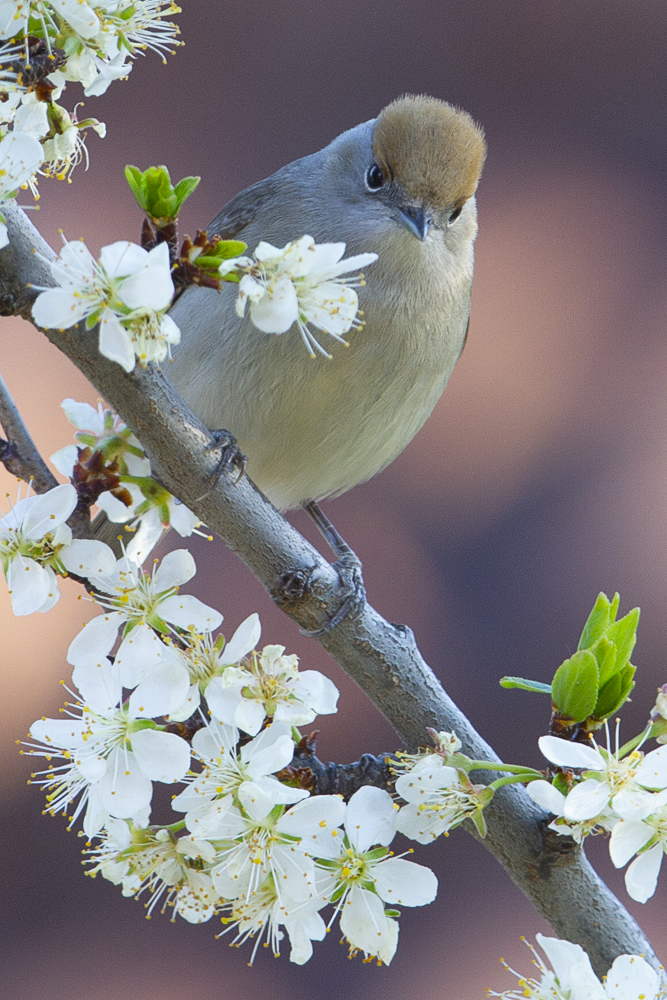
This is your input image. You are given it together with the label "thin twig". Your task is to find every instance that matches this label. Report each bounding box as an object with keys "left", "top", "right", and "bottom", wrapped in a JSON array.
[
  {"left": 0, "top": 370, "right": 58, "bottom": 492},
  {"left": 0, "top": 201, "right": 661, "bottom": 979}
]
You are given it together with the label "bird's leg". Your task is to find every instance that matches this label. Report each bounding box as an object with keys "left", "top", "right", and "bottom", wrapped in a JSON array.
[
  {"left": 194, "top": 429, "right": 247, "bottom": 501},
  {"left": 301, "top": 500, "right": 366, "bottom": 637}
]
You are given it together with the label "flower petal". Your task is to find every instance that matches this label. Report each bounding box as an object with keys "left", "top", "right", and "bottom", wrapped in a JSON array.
[
  {"left": 609, "top": 821, "right": 654, "bottom": 869},
  {"left": 98, "top": 312, "right": 135, "bottom": 372},
  {"left": 152, "top": 548, "right": 196, "bottom": 590},
  {"left": 372, "top": 858, "right": 438, "bottom": 907},
  {"left": 340, "top": 886, "right": 397, "bottom": 964},
  {"left": 293, "top": 671, "right": 339, "bottom": 715},
  {"left": 538, "top": 736, "right": 604, "bottom": 770},
  {"left": 29, "top": 717, "right": 85, "bottom": 748},
  {"left": 345, "top": 786, "right": 397, "bottom": 852},
  {"left": 72, "top": 656, "right": 122, "bottom": 713},
  {"left": 32, "top": 287, "right": 92, "bottom": 330},
  {"left": 60, "top": 539, "right": 116, "bottom": 579},
  {"left": 22, "top": 483, "right": 77, "bottom": 538},
  {"left": 635, "top": 746, "right": 667, "bottom": 790},
  {"left": 97, "top": 748, "right": 153, "bottom": 818},
  {"left": 67, "top": 612, "right": 123, "bottom": 665},
  {"left": 525, "top": 779, "right": 566, "bottom": 816},
  {"left": 5, "top": 555, "right": 51, "bottom": 615},
  {"left": 99, "top": 240, "right": 147, "bottom": 278},
  {"left": 536, "top": 934, "right": 594, "bottom": 992},
  {"left": 563, "top": 779, "right": 610, "bottom": 821},
  {"left": 158, "top": 593, "right": 223, "bottom": 632},
  {"left": 603, "top": 953, "right": 660, "bottom": 999},
  {"left": 249, "top": 275, "right": 299, "bottom": 333},
  {"left": 128, "top": 661, "right": 191, "bottom": 718},
  {"left": 115, "top": 622, "right": 165, "bottom": 688},
  {"left": 218, "top": 613, "right": 261, "bottom": 667},
  {"left": 131, "top": 729, "right": 190, "bottom": 782},
  {"left": 624, "top": 846, "right": 664, "bottom": 905}
]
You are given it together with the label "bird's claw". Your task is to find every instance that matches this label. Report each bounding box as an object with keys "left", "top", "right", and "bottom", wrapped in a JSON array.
[
  {"left": 301, "top": 552, "right": 366, "bottom": 637},
  {"left": 206, "top": 429, "right": 247, "bottom": 486}
]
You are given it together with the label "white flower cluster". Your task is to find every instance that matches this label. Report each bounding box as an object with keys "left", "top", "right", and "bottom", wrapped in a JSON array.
[
  {"left": 51, "top": 397, "right": 199, "bottom": 562},
  {"left": 390, "top": 730, "right": 491, "bottom": 842},
  {"left": 527, "top": 732, "right": 667, "bottom": 903},
  {"left": 0, "top": 480, "right": 115, "bottom": 614},
  {"left": 0, "top": 1, "right": 180, "bottom": 243},
  {"left": 32, "top": 238, "right": 179, "bottom": 371},
  {"left": 220, "top": 234, "right": 378, "bottom": 358},
  {"left": 22, "top": 548, "right": 439, "bottom": 966},
  {"left": 488, "top": 934, "right": 663, "bottom": 1000}
]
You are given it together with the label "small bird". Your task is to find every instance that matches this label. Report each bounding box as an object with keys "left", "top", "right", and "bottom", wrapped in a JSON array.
[
  {"left": 169, "top": 95, "right": 485, "bottom": 630},
  {"left": 170, "top": 94, "right": 485, "bottom": 508}
]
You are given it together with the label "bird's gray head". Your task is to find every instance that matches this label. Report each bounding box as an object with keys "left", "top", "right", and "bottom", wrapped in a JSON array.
[{"left": 359, "top": 94, "right": 487, "bottom": 242}]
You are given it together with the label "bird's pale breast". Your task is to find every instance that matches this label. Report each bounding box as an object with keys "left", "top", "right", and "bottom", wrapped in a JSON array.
[{"left": 169, "top": 225, "right": 473, "bottom": 510}]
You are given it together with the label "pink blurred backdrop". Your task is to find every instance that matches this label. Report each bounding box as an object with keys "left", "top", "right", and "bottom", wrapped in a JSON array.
[{"left": 3, "top": 1, "right": 667, "bottom": 996}]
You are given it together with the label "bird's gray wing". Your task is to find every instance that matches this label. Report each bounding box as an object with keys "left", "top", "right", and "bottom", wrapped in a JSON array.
[{"left": 207, "top": 174, "right": 283, "bottom": 240}]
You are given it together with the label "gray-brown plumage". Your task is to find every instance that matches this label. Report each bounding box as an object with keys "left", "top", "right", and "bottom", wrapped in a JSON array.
[{"left": 169, "top": 95, "right": 486, "bottom": 511}]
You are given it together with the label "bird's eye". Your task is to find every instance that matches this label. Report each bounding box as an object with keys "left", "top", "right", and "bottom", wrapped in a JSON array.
[
  {"left": 448, "top": 205, "right": 463, "bottom": 225},
  {"left": 365, "top": 164, "right": 385, "bottom": 191}
]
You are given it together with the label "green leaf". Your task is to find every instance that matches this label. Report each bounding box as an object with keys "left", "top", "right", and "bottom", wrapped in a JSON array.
[
  {"left": 594, "top": 663, "right": 636, "bottom": 720},
  {"left": 551, "top": 650, "right": 599, "bottom": 723},
  {"left": 606, "top": 607, "right": 639, "bottom": 673},
  {"left": 124, "top": 165, "right": 147, "bottom": 210},
  {"left": 578, "top": 592, "right": 615, "bottom": 651},
  {"left": 173, "top": 175, "right": 200, "bottom": 213},
  {"left": 124, "top": 164, "right": 197, "bottom": 222},
  {"left": 213, "top": 239, "right": 248, "bottom": 259},
  {"left": 499, "top": 676, "right": 552, "bottom": 694},
  {"left": 591, "top": 636, "right": 617, "bottom": 687}
]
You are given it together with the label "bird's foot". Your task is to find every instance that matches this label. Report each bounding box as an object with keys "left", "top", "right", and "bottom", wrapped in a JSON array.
[
  {"left": 301, "top": 500, "right": 366, "bottom": 637},
  {"left": 194, "top": 430, "right": 247, "bottom": 501},
  {"left": 206, "top": 429, "right": 247, "bottom": 485}
]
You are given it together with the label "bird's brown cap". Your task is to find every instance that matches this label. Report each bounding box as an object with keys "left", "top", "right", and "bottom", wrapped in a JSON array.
[{"left": 371, "top": 95, "right": 486, "bottom": 211}]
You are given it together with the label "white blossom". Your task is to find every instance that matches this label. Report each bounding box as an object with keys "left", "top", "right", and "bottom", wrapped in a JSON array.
[
  {"left": 32, "top": 238, "right": 177, "bottom": 371},
  {"left": 488, "top": 935, "right": 662, "bottom": 1000},
  {"left": 50, "top": 397, "right": 198, "bottom": 561},
  {"left": 609, "top": 794, "right": 667, "bottom": 903},
  {"left": 99, "top": 0, "right": 182, "bottom": 61},
  {"left": 206, "top": 641, "right": 339, "bottom": 736},
  {"left": 50, "top": 397, "right": 151, "bottom": 479},
  {"left": 394, "top": 754, "right": 489, "bottom": 843},
  {"left": 25, "top": 655, "right": 191, "bottom": 837},
  {"left": 538, "top": 734, "right": 667, "bottom": 822},
  {"left": 195, "top": 795, "right": 346, "bottom": 908},
  {"left": 525, "top": 779, "right": 617, "bottom": 845},
  {"left": 222, "top": 235, "right": 378, "bottom": 358},
  {"left": 173, "top": 719, "right": 308, "bottom": 825},
  {"left": 85, "top": 820, "right": 219, "bottom": 921},
  {"left": 0, "top": 129, "right": 43, "bottom": 246},
  {"left": 313, "top": 786, "right": 438, "bottom": 965},
  {"left": 218, "top": 872, "right": 328, "bottom": 964},
  {"left": 66, "top": 549, "right": 223, "bottom": 666},
  {"left": 0, "top": 482, "right": 115, "bottom": 615},
  {"left": 116, "top": 613, "right": 261, "bottom": 723}
]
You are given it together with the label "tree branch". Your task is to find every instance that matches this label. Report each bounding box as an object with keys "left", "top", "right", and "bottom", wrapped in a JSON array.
[
  {"left": 0, "top": 369, "right": 58, "bottom": 492},
  {"left": 0, "top": 201, "right": 660, "bottom": 978}
]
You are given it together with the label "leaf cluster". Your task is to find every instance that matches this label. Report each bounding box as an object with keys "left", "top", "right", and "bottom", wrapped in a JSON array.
[{"left": 500, "top": 592, "right": 638, "bottom": 728}]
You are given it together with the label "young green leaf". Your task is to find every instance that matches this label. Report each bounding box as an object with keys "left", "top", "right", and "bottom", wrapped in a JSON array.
[
  {"left": 499, "top": 676, "right": 552, "bottom": 694},
  {"left": 551, "top": 650, "right": 599, "bottom": 723}
]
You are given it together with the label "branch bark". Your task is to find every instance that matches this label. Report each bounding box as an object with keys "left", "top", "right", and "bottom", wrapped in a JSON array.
[
  {"left": 0, "top": 369, "right": 58, "bottom": 492},
  {"left": 0, "top": 201, "right": 661, "bottom": 978}
]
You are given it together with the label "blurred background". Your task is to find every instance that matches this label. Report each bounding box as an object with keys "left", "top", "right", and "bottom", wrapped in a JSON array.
[{"left": 3, "top": 0, "right": 667, "bottom": 996}]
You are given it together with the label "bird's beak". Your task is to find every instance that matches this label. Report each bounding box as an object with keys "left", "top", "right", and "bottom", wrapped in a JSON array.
[{"left": 398, "top": 204, "right": 431, "bottom": 241}]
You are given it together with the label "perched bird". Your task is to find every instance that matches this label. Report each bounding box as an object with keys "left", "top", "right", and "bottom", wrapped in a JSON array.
[{"left": 169, "top": 94, "right": 486, "bottom": 515}]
